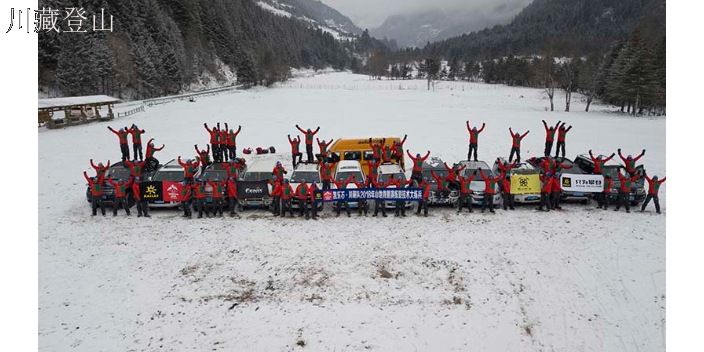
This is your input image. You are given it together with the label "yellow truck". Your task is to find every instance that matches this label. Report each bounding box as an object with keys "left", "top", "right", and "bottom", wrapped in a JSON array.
[{"left": 328, "top": 138, "right": 406, "bottom": 174}]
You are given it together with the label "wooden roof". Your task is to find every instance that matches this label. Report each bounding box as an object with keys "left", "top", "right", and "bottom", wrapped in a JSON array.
[{"left": 38, "top": 95, "right": 120, "bottom": 110}]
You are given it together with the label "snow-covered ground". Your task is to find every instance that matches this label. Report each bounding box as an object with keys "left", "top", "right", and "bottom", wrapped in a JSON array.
[{"left": 38, "top": 72, "right": 665, "bottom": 351}]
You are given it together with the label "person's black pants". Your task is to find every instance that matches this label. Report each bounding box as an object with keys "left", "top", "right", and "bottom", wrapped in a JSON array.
[
  {"left": 292, "top": 153, "right": 302, "bottom": 168},
  {"left": 336, "top": 201, "right": 350, "bottom": 216},
  {"left": 395, "top": 201, "right": 406, "bottom": 216},
  {"left": 211, "top": 144, "right": 218, "bottom": 162},
  {"left": 374, "top": 200, "right": 387, "bottom": 217},
  {"left": 482, "top": 193, "right": 494, "bottom": 212},
  {"left": 416, "top": 199, "right": 428, "bottom": 215},
  {"left": 229, "top": 197, "right": 238, "bottom": 215},
  {"left": 197, "top": 199, "right": 209, "bottom": 217},
  {"left": 556, "top": 141, "right": 566, "bottom": 158},
  {"left": 509, "top": 147, "right": 521, "bottom": 163},
  {"left": 642, "top": 194, "right": 660, "bottom": 213},
  {"left": 133, "top": 143, "right": 143, "bottom": 161},
  {"left": 282, "top": 198, "right": 294, "bottom": 216},
  {"left": 272, "top": 196, "right": 281, "bottom": 215},
  {"left": 322, "top": 180, "right": 331, "bottom": 190},
  {"left": 614, "top": 192, "right": 630, "bottom": 212},
  {"left": 538, "top": 192, "right": 550, "bottom": 211},
  {"left": 298, "top": 198, "right": 309, "bottom": 217},
  {"left": 550, "top": 191, "right": 561, "bottom": 209},
  {"left": 596, "top": 192, "right": 610, "bottom": 209},
  {"left": 113, "top": 196, "right": 130, "bottom": 215},
  {"left": 468, "top": 143, "right": 478, "bottom": 161},
  {"left": 120, "top": 144, "right": 130, "bottom": 161},
  {"left": 544, "top": 141, "right": 553, "bottom": 157},
  {"left": 358, "top": 199, "right": 368, "bottom": 216},
  {"left": 212, "top": 198, "right": 224, "bottom": 215},
  {"left": 306, "top": 144, "right": 314, "bottom": 162},
  {"left": 411, "top": 171, "right": 422, "bottom": 183},
  {"left": 136, "top": 199, "right": 149, "bottom": 217},
  {"left": 308, "top": 200, "right": 318, "bottom": 219},
  {"left": 458, "top": 193, "right": 472, "bottom": 212},
  {"left": 91, "top": 195, "right": 105, "bottom": 216},
  {"left": 502, "top": 192, "right": 515, "bottom": 210},
  {"left": 183, "top": 199, "right": 192, "bottom": 217}
]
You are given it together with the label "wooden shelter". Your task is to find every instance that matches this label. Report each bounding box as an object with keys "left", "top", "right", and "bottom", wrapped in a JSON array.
[{"left": 38, "top": 95, "right": 120, "bottom": 129}]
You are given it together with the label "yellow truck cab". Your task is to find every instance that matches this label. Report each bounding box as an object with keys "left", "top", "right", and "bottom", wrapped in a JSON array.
[{"left": 328, "top": 138, "right": 405, "bottom": 175}]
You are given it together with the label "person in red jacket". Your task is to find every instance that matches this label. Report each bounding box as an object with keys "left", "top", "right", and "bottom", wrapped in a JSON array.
[
  {"left": 127, "top": 124, "right": 146, "bottom": 161},
  {"left": 108, "top": 126, "right": 130, "bottom": 161},
  {"left": 614, "top": 170, "right": 640, "bottom": 213},
  {"left": 296, "top": 124, "right": 320, "bottom": 162},
  {"left": 269, "top": 176, "right": 283, "bottom": 215},
  {"left": 618, "top": 148, "right": 646, "bottom": 177},
  {"left": 181, "top": 180, "right": 192, "bottom": 218},
  {"left": 368, "top": 138, "right": 385, "bottom": 162},
  {"left": 416, "top": 177, "right": 431, "bottom": 216},
  {"left": 204, "top": 123, "right": 221, "bottom": 162},
  {"left": 272, "top": 161, "right": 287, "bottom": 181},
  {"left": 288, "top": 134, "right": 303, "bottom": 168},
  {"left": 366, "top": 159, "right": 381, "bottom": 183},
  {"left": 589, "top": 150, "right": 615, "bottom": 175},
  {"left": 145, "top": 139, "right": 164, "bottom": 172},
  {"left": 192, "top": 179, "right": 209, "bottom": 218},
  {"left": 407, "top": 150, "right": 430, "bottom": 182},
  {"left": 125, "top": 159, "right": 147, "bottom": 178},
  {"left": 226, "top": 176, "right": 239, "bottom": 216},
  {"left": 132, "top": 176, "right": 150, "bottom": 218},
  {"left": 496, "top": 159, "right": 517, "bottom": 174},
  {"left": 316, "top": 138, "right": 334, "bottom": 162},
  {"left": 319, "top": 161, "right": 334, "bottom": 190},
  {"left": 641, "top": 170, "right": 666, "bottom": 214},
  {"left": 381, "top": 145, "right": 394, "bottom": 163},
  {"left": 332, "top": 175, "right": 355, "bottom": 217},
  {"left": 555, "top": 123, "right": 572, "bottom": 158},
  {"left": 478, "top": 169, "right": 503, "bottom": 213},
  {"left": 278, "top": 179, "right": 295, "bottom": 217},
  {"left": 295, "top": 179, "right": 309, "bottom": 218},
  {"left": 457, "top": 170, "right": 477, "bottom": 213},
  {"left": 351, "top": 176, "right": 370, "bottom": 217},
  {"left": 500, "top": 174, "right": 514, "bottom": 210},
  {"left": 90, "top": 159, "right": 110, "bottom": 179},
  {"left": 443, "top": 162, "right": 466, "bottom": 190},
  {"left": 84, "top": 171, "right": 106, "bottom": 216},
  {"left": 107, "top": 176, "right": 133, "bottom": 216},
  {"left": 542, "top": 120, "right": 561, "bottom": 156},
  {"left": 195, "top": 144, "right": 211, "bottom": 173},
  {"left": 392, "top": 135, "right": 407, "bottom": 163},
  {"left": 508, "top": 128, "right": 530, "bottom": 163},
  {"left": 549, "top": 173, "right": 563, "bottom": 210},
  {"left": 431, "top": 170, "right": 451, "bottom": 199},
  {"left": 220, "top": 159, "right": 240, "bottom": 180},
  {"left": 370, "top": 178, "right": 388, "bottom": 217},
  {"left": 466, "top": 121, "right": 485, "bottom": 161},
  {"left": 207, "top": 178, "right": 226, "bottom": 217},
  {"left": 387, "top": 174, "right": 414, "bottom": 217},
  {"left": 307, "top": 182, "right": 320, "bottom": 220},
  {"left": 537, "top": 173, "right": 553, "bottom": 212},
  {"left": 597, "top": 174, "right": 614, "bottom": 210},
  {"left": 178, "top": 157, "right": 200, "bottom": 184},
  {"left": 226, "top": 125, "right": 242, "bottom": 160}
]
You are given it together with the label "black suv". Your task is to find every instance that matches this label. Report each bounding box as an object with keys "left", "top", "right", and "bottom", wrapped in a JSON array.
[
  {"left": 574, "top": 154, "right": 646, "bottom": 205},
  {"left": 85, "top": 162, "right": 135, "bottom": 207}
]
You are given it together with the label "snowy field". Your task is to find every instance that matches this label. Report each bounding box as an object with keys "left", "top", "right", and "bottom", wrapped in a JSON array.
[{"left": 38, "top": 72, "right": 666, "bottom": 351}]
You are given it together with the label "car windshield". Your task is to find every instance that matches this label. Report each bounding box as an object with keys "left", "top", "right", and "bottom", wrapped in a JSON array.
[
  {"left": 151, "top": 170, "right": 183, "bottom": 181},
  {"left": 422, "top": 170, "right": 436, "bottom": 183},
  {"left": 379, "top": 173, "right": 405, "bottom": 183},
  {"left": 242, "top": 172, "right": 272, "bottom": 182},
  {"left": 202, "top": 170, "right": 227, "bottom": 181},
  {"left": 291, "top": 171, "right": 320, "bottom": 183},
  {"left": 107, "top": 167, "right": 131, "bottom": 180},
  {"left": 335, "top": 171, "right": 365, "bottom": 182}
]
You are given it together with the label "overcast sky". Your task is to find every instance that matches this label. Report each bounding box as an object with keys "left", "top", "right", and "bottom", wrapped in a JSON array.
[{"left": 320, "top": 0, "right": 533, "bottom": 29}]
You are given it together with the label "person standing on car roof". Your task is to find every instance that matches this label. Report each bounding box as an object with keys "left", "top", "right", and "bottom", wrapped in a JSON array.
[
  {"left": 108, "top": 126, "right": 130, "bottom": 161},
  {"left": 407, "top": 150, "right": 431, "bottom": 183},
  {"left": 641, "top": 170, "right": 666, "bottom": 214},
  {"left": 549, "top": 173, "right": 563, "bottom": 210},
  {"left": 269, "top": 176, "right": 282, "bottom": 216},
  {"left": 279, "top": 179, "right": 295, "bottom": 217},
  {"left": 614, "top": 170, "right": 640, "bottom": 213},
  {"left": 296, "top": 125, "right": 320, "bottom": 162},
  {"left": 145, "top": 139, "right": 164, "bottom": 172},
  {"left": 542, "top": 120, "right": 561, "bottom": 156},
  {"left": 127, "top": 124, "right": 146, "bottom": 161},
  {"left": 125, "top": 159, "right": 147, "bottom": 179},
  {"left": 351, "top": 176, "right": 370, "bottom": 217},
  {"left": 307, "top": 182, "right": 320, "bottom": 220},
  {"left": 207, "top": 178, "right": 226, "bottom": 217},
  {"left": 195, "top": 144, "right": 211, "bottom": 173},
  {"left": 497, "top": 158, "right": 517, "bottom": 174},
  {"left": 466, "top": 121, "right": 485, "bottom": 161},
  {"left": 597, "top": 174, "right": 613, "bottom": 210},
  {"left": 368, "top": 138, "right": 385, "bottom": 162},
  {"left": 371, "top": 177, "right": 388, "bottom": 218},
  {"left": 90, "top": 159, "right": 110, "bottom": 179},
  {"left": 107, "top": 176, "right": 133, "bottom": 216},
  {"left": 366, "top": 159, "right": 381, "bottom": 183},
  {"left": 226, "top": 125, "right": 242, "bottom": 160},
  {"left": 227, "top": 176, "right": 239, "bottom": 216},
  {"left": 555, "top": 123, "right": 572, "bottom": 158},
  {"left": 508, "top": 128, "right": 530, "bottom": 163},
  {"left": 316, "top": 138, "right": 334, "bottom": 162},
  {"left": 381, "top": 145, "right": 395, "bottom": 164},
  {"left": 272, "top": 161, "right": 287, "bottom": 181},
  {"left": 204, "top": 123, "right": 221, "bottom": 162},
  {"left": 589, "top": 150, "right": 615, "bottom": 175},
  {"left": 319, "top": 161, "right": 334, "bottom": 190},
  {"left": 392, "top": 135, "right": 408, "bottom": 163},
  {"left": 416, "top": 177, "right": 431, "bottom": 217},
  {"left": 181, "top": 180, "right": 192, "bottom": 218},
  {"left": 178, "top": 157, "right": 200, "bottom": 184},
  {"left": 332, "top": 175, "right": 355, "bottom": 217},
  {"left": 443, "top": 162, "right": 466, "bottom": 190},
  {"left": 537, "top": 172, "right": 553, "bottom": 212},
  {"left": 296, "top": 179, "right": 309, "bottom": 218},
  {"left": 457, "top": 170, "right": 477, "bottom": 213},
  {"left": 478, "top": 169, "right": 503, "bottom": 213},
  {"left": 192, "top": 179, "right": 209, "bottom": 218},
  {"left": 501, "top": 174, "right": 515, "bottom": 211},
  {"left": 288, "top": 134, "right": 303, "bottom": 168},
  {"left": 132, "top": 176, "right": 150, "bottom": 218},
  {"left": 84, "top": 171, "right": 106, "bottom": 216},
  {"left": 618, "top": 149, "right": 646, "bottom": 177}
]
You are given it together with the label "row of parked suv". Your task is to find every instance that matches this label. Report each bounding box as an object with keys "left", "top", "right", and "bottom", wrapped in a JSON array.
[{"left": 86, "top": 151, "right": 646, "bottom": 211}]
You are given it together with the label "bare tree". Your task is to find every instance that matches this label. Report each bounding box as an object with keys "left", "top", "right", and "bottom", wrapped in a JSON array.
[
  {"left": 578, "top": 52, "right": 602, "bottom": 112},
  {"left": 541, "top": 53, "right": 556, "bottom": 111},
  {"left": 560, "top": 56, "right": 579, "bottom": 112}
]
